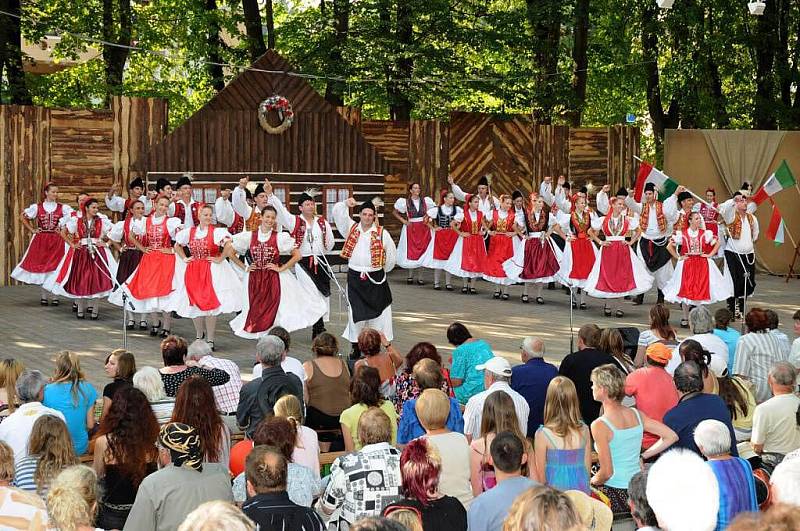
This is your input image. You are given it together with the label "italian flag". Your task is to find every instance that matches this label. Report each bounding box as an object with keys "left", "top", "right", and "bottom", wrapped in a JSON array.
[
  {"left": 766, "top": 201, "right": 786, "bottom": 246},
  {"left": 752, "top": 160, "right": 796, "bottom": 205},
  {"left": 634, "top": 162, "right": 679, "bottom": 202}
]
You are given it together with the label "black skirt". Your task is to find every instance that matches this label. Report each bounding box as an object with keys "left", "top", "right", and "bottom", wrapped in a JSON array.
[
  {"left": 347, "top": 268, "right": 392, "bottom": 323},
  {"left": 298, "top": 255, "right": 332, "bottom": 297},
  {"left": 638, "top": 237, "right": 672, "bottom": 272},
  {"left": 725, "top": 250, "right": 756, "bottom": 298},
  {"left": 115, "top": 249, "right": 143, "bottom": 284}
]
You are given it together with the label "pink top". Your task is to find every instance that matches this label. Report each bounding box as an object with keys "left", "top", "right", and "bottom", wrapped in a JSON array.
[{"left": 624, "top": 366, "right": 679, "bottom": 448}]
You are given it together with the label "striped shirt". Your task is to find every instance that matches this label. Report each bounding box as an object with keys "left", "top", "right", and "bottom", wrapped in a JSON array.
[
  {"left": 733, "top": 332, "right": 788, "bottom": 403},
  {"left": 13, "top": 455, "right": 45, "bottom": 496},
  {"left": 243, "top": 492, "right": 325, "bottom": 531},
  {"left": 463, "top": 382, "right": 530, "bottom": 440}
]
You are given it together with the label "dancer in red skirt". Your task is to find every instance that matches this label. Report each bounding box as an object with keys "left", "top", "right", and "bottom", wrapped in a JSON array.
[
  {"left": 110, "top": 196, "right": 184, "bottom": 338},
  {"left": 392, "top": 183, "right": 435, "bottom": 285},
  {"left": 444, "top": 194, "right": 487, "bottom": 294},
  {"left": 663, "top": 211, "right": 733, "bottom": 326},
  {"left": 172, "top": 204, "right": 242, "bottom": 351},
  {"left": 555, "top": 195, "right": 599, "bottom": 310},
  {"left": 12, "top": 182, "right": 73, "bottom": 306},
  {"left": 423, "top": 190, "right": 461, "bottom": 291},
  {"left": 585, "top": 196, "right": 653, "bottom": 317},
  {"left": 107, "top": 199, "right": 147, "bottom": 330},
  {"left": 482, "top": 195, "right": 517, "bottom": 299},
  {"left": 228, "top": 205, "right": 327, "bottom": 339},
  {"left": 47, "top": 198, "right": 117, "bottom": 320}
]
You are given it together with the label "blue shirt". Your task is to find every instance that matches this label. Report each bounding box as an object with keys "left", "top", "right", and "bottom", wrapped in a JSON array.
[
  {"left": 663, "top": 393, "right": 738, "bottom": 457},
  {"left": 713, "top": 327, "right": 741, "bottom": 372},
  {"left": 467, "top": 476, "right": 539, "bottom": 531},
  {"left": 42, "top": 382, "right": 98, "bottom": 455},
  {"left": 397, "top": 396, "right": 464, "bottom": 444},
  {"left": 511, "top": 358, "right": 559, "bottom": 436},
  {"left": 451, "top": 339, "right": 494, "bottom": 405},
  {"left": 707, "top": 457, "right": 758, "bottom": 531}
]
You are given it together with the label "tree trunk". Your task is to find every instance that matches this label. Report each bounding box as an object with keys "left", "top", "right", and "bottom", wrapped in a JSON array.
[
  {"left": 389, "top": 0, "right": 413, "bottom": 120},
  {"left": 205, "top": 0, "right": 225, "bottom": 91},
  {"left": 566, "top": 0, "right": 590, "bottom": 126},
  {"left": 751, "top": 0, "right": 778, "bottom": 129},
  {"left": 324, "top": 0, "right": 350, "bottom": 106},
  {"left": 641, "top": 1, "right": 679, "bottom": 154},
  {"left": 0, "top": 0, "right": 31, "bottom": 104},
  {"left": 101, "top": 0, "right": 132, "bottom": 104},
  {"left": 705, "top": 8, "right": 729, "bottom": 128},
  {"left": 241, "top": 0, "right": 266, "bottom": 62},
  {"left": 264, "top": 0, "right": 275, "bottom": 49},
  {"left": 526, "top": 0, "right": 562, "bottom": 123}
]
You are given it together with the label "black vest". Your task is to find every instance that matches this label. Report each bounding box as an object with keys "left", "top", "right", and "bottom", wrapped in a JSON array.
[{"left": 436, "top": 205, "right": 457, "bottom": 228}]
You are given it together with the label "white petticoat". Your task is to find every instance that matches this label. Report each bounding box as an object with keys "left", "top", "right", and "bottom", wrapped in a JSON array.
[
  {"left": 108, "top": 256, "right": 187, "bottom": 314},
  {"left": 169, "top": 260, "right": 243, "bottom": 318},
  {"left": 557, "top": 240, "right": 599, "bottom": 289},
  {"left": 663, "top": 257, "right": 733, "bottom": 305},
  {"left": 585, "top": 244, "right": 654, "bottom": 298},
  {"left": 45, "top": 247, "right": 119, "bottom": 299},
  {"left": 443, "top": 237, "right": 484, "bottom": 278},
  {"left": 396, "top": 223, "right": 434, "bottom": 269}
]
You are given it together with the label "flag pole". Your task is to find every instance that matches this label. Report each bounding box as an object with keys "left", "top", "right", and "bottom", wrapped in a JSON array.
[{"left": 632, "top": 155, "right": 717, "bottom": 210}]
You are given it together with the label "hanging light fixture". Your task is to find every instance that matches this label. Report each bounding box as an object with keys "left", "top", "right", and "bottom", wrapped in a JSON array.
[
  {"left": 657, "top": 0, "right": 675, "bottom": 8},
  {"left": 748, "top": 1, "right": 766, "bottom": 14}
]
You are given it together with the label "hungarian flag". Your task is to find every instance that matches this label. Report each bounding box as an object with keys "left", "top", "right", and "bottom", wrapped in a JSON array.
[
  {"left": 634, "top": 162, "right": 679, "bottom": 202},
  {"left": 766, "top": 200, "right": 786, "bottom": 246},
  {"left": 752, "top": 160, "right": 796, "bottom": 205}
]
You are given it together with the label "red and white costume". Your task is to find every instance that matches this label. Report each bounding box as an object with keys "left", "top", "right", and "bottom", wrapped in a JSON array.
[
  {"left": 444, "top": 209, "right": 487, "bottom": 278},
  {"left": 12, "top": 201, "right": 73, "bottom": 286},
  {"left": 394, "top": 196, "right": 435, "bottom": 269},
  {"left": 228, "top": 229, "right": 327, "bottom": 339},
  {"left": 585, "top": 215, "right": 653, "bottom": 298},
  {"left": 422, "top": 203, "right": 462, "bottom": 270},
  {"left": 556, "top": 209, "right": 598, "bottom": 288},
  {"left": 169, "top": 199, "right": 205, "bottom": 228},
  {"left": 662, "top": 228, "right": 732, "bottom": 306},
  {"left": 698, "top": 202, "right": 720, "bottom": 239},
  {"left": 106, "top": 194, "right": 152, "bottom": 218},
  {"left": 483, "top": 209, "right": 517, "bottom": 285},
  {"left": 504, "top": 208, "right": 562, "bottom": 284}
]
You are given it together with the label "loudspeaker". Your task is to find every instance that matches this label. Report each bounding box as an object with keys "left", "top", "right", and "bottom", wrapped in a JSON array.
[{"left": 616, "top": 327, "right": 641, "bottom": 360}]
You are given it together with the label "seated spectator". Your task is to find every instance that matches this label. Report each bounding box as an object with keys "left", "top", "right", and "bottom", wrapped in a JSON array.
[
  {"left": 46, "top": 465, "right": 100, "bottom": 531},
  {"left": 101, "top": 349, "right": 135, "bottom": 422},
  {"left": 679, "top": 339, "right": 718, "bottom": 393},
  {"left": 0, "top": 358, "right": 24, "bottom": 419},
  {"left": 393, "top": 342, "right": 453, "bottom": 414},
  {"left": 0, "top": 370, "right": 64, "bottom": 462},
  {"left": 770, "top": 458, "right": 800, "bottom": 507},
  {"left": 712, "top": 363, "right": 756, "bottom": 443},
  {"left": 124, "top": 423, "right": 233, "bottom": 531},
  {"left": 510, "top": 336, "right": 558, "bottom": 436},
  {"left": 766, "top": 309, "right": 791, "bottom": 357},
  {"left": 318, "top": 408, "right": 403, "bottom": 527},
  {"left": 499, "top": 485, "right": 581, "bottom": 531},
  {"left": 469, "top": 391, "right": 535, "bottom": 496},
  {"left": 694, "top": 419, "right": 758, "bottom": 530},
  {"left": 273, "top": 394, "right": 320, "bottom": 478},
  {"left": 179, "top": 501, "right": 256, "bottom": 531},
  {"left": 598, "top": 328, "right": 635, "bottom": 376},
  {"left": 302, "top": 332, "right": 351, "bottom": 449},
  {"left": 646, "top": 449, "right": 720, "bottom": 531},
  {"left": 232, "top": 416, "right": 320, "bottom": 506},
  {"left": 669, "top": 306, "right": 729, "bottom": 373},
  {"left": 558, "top": 323, "right": 614, "bottom": 425},
  {"left": 172, "top": 376, "right": 230, "bottom": 466},
  {"left": 727, "top": 504, "right": 800, "bottom": 530},
  {"left": 713, "top": 308, "right": 741, "bottom": 371},
  {"left": 398, "top": 359, "right": 463, "bottom": 444},
  {"left": 468, "top": 432, "right": 539, "bottom": 531},
  {"left": 383, "top": 438, "right": 467, "bottom": 531},
  {"left": 186, "top": 339, "right": 242, "bottom": 433},
  {"left": 663, "top": 360, "right": 738, "bottom": 457},
  {"left": 354, "top": 328, "right": 403, "bottom": 400},
  {"left": 237, "top": 335, "right": 304, "bottom": 438},
  {"left": 133, "top": 366, "right": 175, "bottom": 424},
  {"left": 42, "top": 351, "right": 98, "bottom": 455},
  {"left": 340, "top": 366, "right": 398, "bottom": 451},
  {"left": 383, "top": 506, "right": 423, "bottom": 531},
  {"left": 590, "top": 364, "right": 676, "bottom": 513},
  {"left": 447, "top": 322, "right": 495, "bottom": 405},
  {"left": 417, "top": 389, "right": 472, "bottom": 507},
  {"left": 791, "top": 309, "right": 800, "bottom": 366},
  {"left": 626, "top": 470, "right": 659, "bottom": 531},
  {"left": 13, "top": 414, "right": 77, "bottom": 497},
  {"left": 634, "top": 303, "right": 678, "bottom": 367},
  {"left": 93, "top": 386, "right": 159, "bottom": 529},
  {"left": 734, "top": 308, "right": 789, "bottom": 403},
  {"left": 351, "top": 517, "right": 407, "bottom": 531},
  {"left": 464, "top": 357, "right": 529, "bottom": 442},
  {"left": 251, "top": 326, "right": 308, "bottom": 384},
  {"left": 158, "top": 336, "right": 230, "bottom": 398},
  {"left": 625, "top": 343, "right": 679, "bottom": 449},
  {"left": 241, "top": 446, "right": 325, "bottom": 531},
  {"left": 0, "top": 440, "right": 50, "bottom": 528},
  {"left": 751, "top": 362, "right": 800, "bottom": 465},
  {"left": 563, "top": 490, "right": 613, "bottom": 531},
  {"left": 534, "top": 376, "right": 591, "bottom": 494}
]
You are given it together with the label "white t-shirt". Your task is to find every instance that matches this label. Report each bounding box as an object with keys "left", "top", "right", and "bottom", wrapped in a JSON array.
[
  {"left": 252, "top": 355, "right": 307, "bottom": 383},
  {"left": 0, "top": 403, "right": 65, "bottom": 463},
  {"left": 752, "top": 393, "right": 800, "bottom": 455},
  {"left": 424, "top": 431, "right": 474, "bottom": 508},
  {"left": 667, "top": 333, "right": 728, "bottom": 375}
]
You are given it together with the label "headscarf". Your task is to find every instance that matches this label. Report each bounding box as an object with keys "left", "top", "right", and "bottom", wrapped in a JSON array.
[{"left": 159, "top": 422, "right": 203, "bottom": 472}]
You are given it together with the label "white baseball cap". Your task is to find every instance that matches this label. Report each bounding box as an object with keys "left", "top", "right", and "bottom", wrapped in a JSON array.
[{"left": 475, "top": 357, "right": 513, "bottom": 378}]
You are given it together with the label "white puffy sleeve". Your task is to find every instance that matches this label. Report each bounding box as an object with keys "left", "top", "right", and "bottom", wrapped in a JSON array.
[
  {"left": 331, "top": 201, "right": 355, "bottom": 238},
  {"left": 596, "top": 191, "right": 610, "bottom": 216},
  {"left": 277, "top": 232, "right": 295, "bottom": 254},
  {"left": 554, "top": 188, "right": 572, "bottom": 213},
  {"left": 718, "top": 199, "right": 735, "bottom": 224},
  {"left": 132, "top": 219, "right": 147, "bottom": 237},
  {"left": 108, "top": 221, "right": 125, "bottom": 242},
  {"left": 555, "top": 210, "right": 571, "bottom": 230},
  {"left": 212, "top": 228, "right": 232, "bottom": 246},
  {"left": 451, "top": 183, "right": 467, "bottom": 202},
  {"left": 625, "top": 196, "right": 642, "bottom": 214},
  {"left": 424, "top": 197, "right": 436, "bottom": 210},
  {"left": 453, "top": 211, "right": 465, "bottom": 223},
  {"left": 382, "top": 229, "right": 397, "bottom": 273},
  {"left": 231, "top": 231, "right": 251, "bottom": 255},
  {"left": 454, "top": 206, "right": 463, "bottom": 217},
  {"left": 539, "top": 182, "right": 555, "bottom": 207},
  {"left": 426, "top": 206, "right": 438, "bottom": 218},
  {"left": 99, "top": 215, "right": 113, "bottom": 236},
  {"left": 627, "top": 216, "right": 640, "bottom": 231},
  {"left": 174, "top": 228, "right": 190, "bottom": 246},
  {"left": 663, "top": 195, "right": 679, "bottom": 223},
  {"left": 703, "top": 229, "right": 715, "bottom": 244},
  {"left": 268, "top": 194, "right": 296, "bottom": 231},
  {"left": 166, "top": 217, "right": 183, "bottom": 237},
  {"left": 105, "top": 194, "right": 125, "bottom": 213},
  {"left": 393, "top": 197, "right": 408, "bottom": 214},
  {"left": 746, "top": 201, "right": 757, "bottom": 215},
  {"left": 231, "top": 186, "right": 253, "bottom": 219},
  {"left": 591, "top": 216, "right": 605, "bottom": 232},
  {"left": 62, "top": 204, "right": 74, "bottom": 218},
  {"left": 751, "top": 216, "right": 759, "bottom": 241},
  {"left": 23, "top": 204, "right": 38, "bottom": 218},
  {"left": 214, "top": 197, "right": 235, "bottom": 227}
]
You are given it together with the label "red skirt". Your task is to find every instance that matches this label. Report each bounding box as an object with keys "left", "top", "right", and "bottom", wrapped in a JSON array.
[
  {"left": 484, "top": 234, "right": 514, "bottom": 278},
  {"left": 433, "top": 229, "right": 459, "bottom": 261},
  {"left": 184, "top": 260, "right": 221, "bottom": 311},
  {"left": 461, "top": 234, "right": 487, "bottom": 273},
  {"left": 595, "top": 241, "right": 635, "bottom": 293},
  {"left": 244, "top": 269, "right": 281, "bottom": 333},
  {"left": 115, "top": 249, "right": 143, "bottom": 285},
  {"left": 521, "top": 238, "right": 560, "bottom": 280},
  {"left": 128, "top": 251, "right": 176, "bottom": 300},
  {"left": 569, "top": 238, "right": 595, "bottom": 280},
  {"left": 19, "top": 232, "right": 65, "bottom": 273},
  {"left": 678, "top": 256, "right": 711, "bottom": 301},
  {"left": 406, "top": 222, "right": 432, "bottom": 261},
  {"left": 61, "top": 248, "right": 113, "bottom": 297}
]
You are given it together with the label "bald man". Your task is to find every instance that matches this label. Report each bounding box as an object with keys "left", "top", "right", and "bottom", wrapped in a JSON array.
[{"left": 511, "top": 336, "right": 559, "bottom": 436}]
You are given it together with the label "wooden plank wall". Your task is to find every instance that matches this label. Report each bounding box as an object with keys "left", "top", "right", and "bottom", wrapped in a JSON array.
[
  {"left": 531, "top": 125, "right": 570, "bottom": 183},
  {"left": 607, "top": 125, "right": 641, "bottom": 192},
  {"left": 113, "top": 97, "right": 169, "bottom": 188},
  {"left": 568, "top": 127, "right": 609, "bottom": 189},
  {"left": 409, "top": 120, "right": 449, "bottom": 200}
]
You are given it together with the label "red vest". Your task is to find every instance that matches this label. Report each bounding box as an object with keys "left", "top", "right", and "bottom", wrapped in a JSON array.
[
  {"left": 249, "top": 230, "right": 281, "bottom": 269},
  {"left": 187, "top": 227, "right": 220, "bottom": 259},
  {"left": 174, "top": 201, "right": 203, "bottom": 227},
  {"left": 36, "top": 203, "right": 64, "bottom": 232},
  {"left": 290, "top": 215, "right": 329, "bottom": 250}
]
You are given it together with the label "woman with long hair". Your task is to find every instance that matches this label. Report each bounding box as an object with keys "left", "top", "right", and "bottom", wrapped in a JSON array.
[
  {"left": 170, "top": 376, "right": 230, "bottom": 465},
  {"left": 93, "top": 386, "right": 159, "bottom": 528},
  {"left": 469, "top": 391, "right": 535, "bottom": 496},
  {"left": 42, "top": 351, "right": 98, "bottom": 455},
  {"left": 679, "top": 340, "right": 717, "bottom": 393},
  {"left": 46, "top": 465, "right": 100, "bottom": 531},
  {"left": 0, "top": 358, "right": 24, "bottom": 418},
  {"left": 634, "top": 303, "right": 678, "bottom": 366},
  {"left": 393, "top": 342, "right": 453, "bottom": 414},
  {"left": 340, "top": 366, "right": 398, "bottom": 451},
  {"left": 445, "top": 194, "right": 487, "bottom": 294},
  {"left": 100, "top": 349, "right": 135, "bottom": 422},
  {"left": 393, "top": 182, "right": 435, "bottom": 285},
  {"left": 274, "top": 394, "right": 320, "bottom": 479},
  {"left": 502, "top": 486, "right": 583, "bottom": 531},
  {"left": 108, "top": 198, "right": 148, "bottom": 330},
  {"left": 423, "top": 190, "right": 461, "bottom": 291},
  {"left": 597, "top": 328, "right": 635, "bottom": 375},
  {"left": 13, "top": 415, "right": 77, "bottom": 496},
  {"left": 482, "top": 194, "right": 517, "bottom": 300},
  {"left": 713, "top": 365, "right": 757, "bottom": 442},
  {"left": 534, "top": 377, "right": 591, "bottom": 493}
]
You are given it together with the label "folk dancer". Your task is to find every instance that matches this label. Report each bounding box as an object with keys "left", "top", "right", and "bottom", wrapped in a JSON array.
[
  {"left": 663, "top": 186, "right": 700, "bottom": 234},
  {"left": 11, "top": 182, "right": 73, "bottom": 306},
  {"left": 61, "top": 192, "right": 89, "bottom": 314},
  {"left": 444, "top": 194, "right": 488, "bottom": 294},
  {"left": 169, "top": 174, "right": 205, "bottom": 228},
  {"left": 233, "top": 177, "right": 271, "bottom": 232},
  {"left": 105, "top": 177, "right": 152, "bottom": 220},
  {"left": 448, "top": 174, "right": 499, "bottom": 218},
  {"left": 228, "top": 205, "right": 327, "bottom": 339},
  {"left": 555, "top": 195, "right": 598, "bottom": 309},
  {"left": 697, "top": 188, "right": 723, "bottom": 258},
  {"left": 719, "top": 191, "right": 759, "bottom": 319},
  {"left": 331, "top": 197, "right": 397, "bottom": 351},
  {"left": 392, "top": 183, "right": 435, "bottom": 285},
  {"left": 213, "top": 187, "right": 239, "bottom": 232},
  {"left": 155, "top": 178, "right": 173, "bottom": 201},
  {"left": 482, "top": 194, "right": 517, "bottom": 299},
  {"left": 107, "top": 199, "right": 148, "bottom": 330},
  {"left": 422, "top": 190, "right": 461, "bottom": 291}
]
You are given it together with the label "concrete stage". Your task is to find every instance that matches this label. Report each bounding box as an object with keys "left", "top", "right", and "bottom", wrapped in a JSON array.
[{"left": 2, "top": 271, "right": 798, "bottom": 390}]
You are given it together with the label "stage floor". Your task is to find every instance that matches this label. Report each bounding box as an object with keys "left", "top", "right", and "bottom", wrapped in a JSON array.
[{"left": 2, "top": 271, "right": 797, "bottom": 390}]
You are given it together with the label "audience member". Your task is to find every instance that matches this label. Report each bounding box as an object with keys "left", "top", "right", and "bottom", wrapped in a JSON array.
[
  {"left": 158, "top": 335, "right": 230, "bottom": 397},
  {"left": 393, "top": 342, "right": 453, "bottom": 415},
  {"left": 663, "top": 360, "right": 738, "bottom": 456},
  {"left": 670, "top": 306, "right": 728, "bottom": 373},
  {"left": 727, "top": 504, "right": 800, "bottom": 530},
  {"left": 625, "top": 343, "right": 679, "bottom": 449},
  {"left": 133, "top": 366, "right": 176, "bottom": 424},
  {"left": 350, "top": 517, "right": 408, "bottom": 531},
  {"left": 42, "top": 351, "right": 98, "bottom": 455},
  {"left": 302, "top": 332, "right": 351, "bottom": 448},
  {"left": 598, "top": 327, "right": 635, "bottom": 375},
  {"left": 264, "top": 326, "right": 308, "bottom": 384},
  {"left": 241, "top": 446, "right": 325, "bottom": 531},
  {"left": 0, "top": 370, "right": 64, "bottom": 462},
  {"left": 766, "top": 309, "right": 791, "bottom": 357},
  {"left": 713, "top": 308, "right": 741, "bottom": 371},
  {"left": 791, "top": 309, "right": 800, "bottom": 366},
  {"left": 274, "top": 393, "right": 321, "bottom": 479},
  {"left": 46, "top": 465, "right": 100, "bottom": 531},
  {"left": 340, "top": 366, "right": 398, "bottom": 451},
  {"left": 383, "top": 506, "right": 423, "bottom": 531},
  {"left": 186, "top": 339, "right": 242, "bottom": 433},
  {"left": 383, "top": 438, "right": 467, "bottom": 531},
  {"left": 558, "top": 323, "right": 614, "bottom": 425},
  {"left": 678, "top": 340, "right": 718, "bottom": 393},
  {"left": 447, "top": 322, "right": 495, "bottom": 405},
  {"left": 463, "top": 357, "right": 529, "bottom": 442},
  {"left": 712, "top": 362, "right": 756, "bottom": 443},
  {"left": 646, "top": 449, "right": 720, "bottom": 531},
  {"left": 179, "top": 501, "right": 256, "bottom": 531},
  {"left": 101, "top": 349, "right": 135, "bottom": 421},
  {"left": 563, "top": 489, "right": 613, "bottom": 531},
  {"left": 354, "top": 328, "right": 403, "bottom": 400},
  {"left": 590, "top": 364, "right": 677, "bottom": 513},
  {"left": 124, "top": 423, "right": 233, "bottom": 531},
  {"left": 635, "top": 304, "right": 678, "bottom": 367},
  {"left": 398, "top": 358, "right": 463, "bottom": 444},
  {"left": 172, "top": 376, "right": 231, "bottom": 465},
  {"left": 510, "top": 336, "right": 558, "bottom": 436},
  {"left": 13, "top": 414, "right": 76, "bottom": 496},
  {"left": 93, "top": 386, "right": 159, "bottom": 529},
  {"left": 626, "top": 470, "right": 658, "bottom": 531},
  {"left": 694, "top": 419, "right": 758, "bottom": 530},
  {"left": 751, "top": 362, "right": 800, "bottom": 465},
  {"left": 734, "top": 308, "right": 789, "bottom": 403},
  {"left": 318, "top": 408, "right": 403, "bottom": 528},
  {"left": 468, "top": 432, "right": 539, "bottom": 531},
  {"left": 534, "top": 376, "right": 591, "bottom": 493},
  {"left": 770, "top": 458, "right": 800, "bottom": 507},
  {"left": 501, "top": 485, "right": 582, "bottom": 531},
  {"left": 0, "top": 359, "right": 24, "bottom": 419},
  {"left": 0, "top": 440, "right": 50, "bottom": 528}
]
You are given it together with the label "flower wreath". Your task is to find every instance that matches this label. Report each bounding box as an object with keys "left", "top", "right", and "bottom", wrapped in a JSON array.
[{"left": 258, "top": 95, "right": 295, "bottom": 134}]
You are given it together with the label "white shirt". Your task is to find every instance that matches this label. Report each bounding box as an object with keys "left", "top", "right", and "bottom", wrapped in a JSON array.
[
  {"left": 131, "top": 215, "right": 182, "bottom": 238},
  {"left": 752, "top": 393, "right": 800, "bottom": 454},
  {"left": 426, "top": 204, "right": 462, "bottom": 224},
  {"left": 196, "top": 355, "right": 242, "bottom": 414},
  {"left": 269, "top": 194, "right": 335, "bottom": 257},
  {"left": 230, "top": 229, "right": 295, "bottom": 256},
  {"left": 393, "top": 197, "right": 435, "bottom": 220},
  {"left": 108, "top": 218, "right": 146, "bottom": 243},
  {"left": 23, "top": 201, "right": 73, "bottom": 219},
  {"left": 231, "top": 186, "right": 256, "bottom": 220},
  {"left": 539, "top": 182, "right": 572, "bottom": 213},
  {"left": 627, "top": 199, "right": 674, "bottom": 240},
  {"left": 719, "top": 199, "right": 759, "bottom": 254},
  {"left": 463, "top": 381, "right": 530, "bottom": 441},
  {"left": 667, "top": 333, "right": 729, "bottom": 375},
  {"left": 174, "top": 226, "right": 231, "bottom": 247},
  {"left": 213, "top": 197, "right": 235, "bottom": 228},
  {"left": 252, "top": 355, "right": 307, "bottom": 383},
  {"left": 169, "top": 199, "right": 202, "bottom": 228},
  {"left": 64, "top": 213, "right": 112, "bottom": 238},
  {"left": 0, "top": 402, "right": 65, "bottom": 463},
  {"left": 106, "top": 194, "right": 152, "bottom": 216},
  {"left": 331, "top": 202, "right": 397, "bottom": 273},
  {"left": 451, "top": 184, "right": 499, "bottom": 217}
]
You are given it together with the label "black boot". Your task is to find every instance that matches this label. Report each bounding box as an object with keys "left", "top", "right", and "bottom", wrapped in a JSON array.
[{"left": 657, "top": 289, "right": 665, "bottom": 305}]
